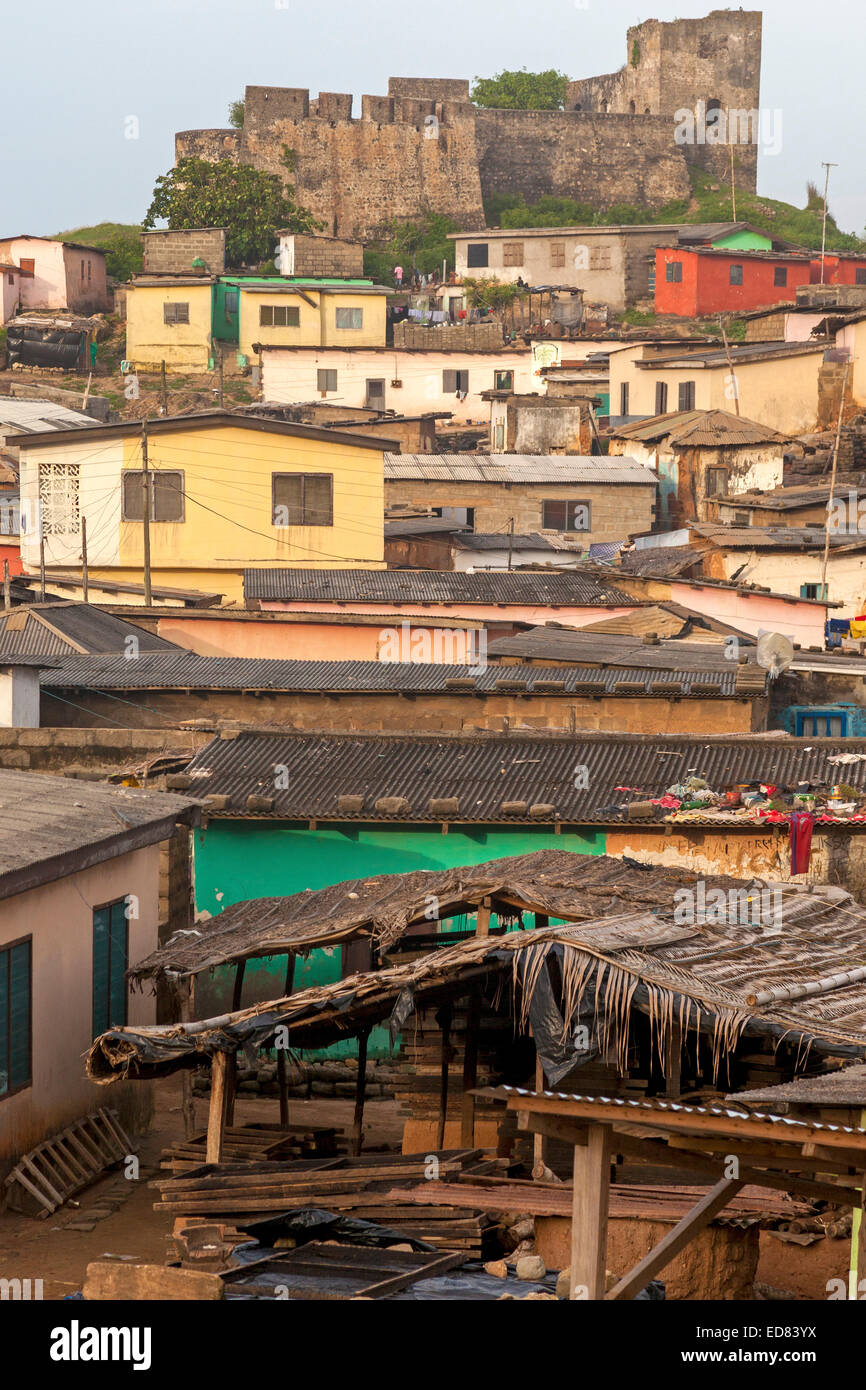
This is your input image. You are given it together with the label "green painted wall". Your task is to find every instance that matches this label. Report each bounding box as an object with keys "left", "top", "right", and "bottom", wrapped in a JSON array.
[
  {"left": 710, "top": 230, "right": 773, "bottom": 251},
  {"left": 192, "top": 821, "right": 605, "bottom": 1055}
]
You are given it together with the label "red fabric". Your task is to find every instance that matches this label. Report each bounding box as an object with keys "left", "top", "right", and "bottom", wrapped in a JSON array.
[{"left": 789, "top": 812, "right": 814, "bottom": 875}]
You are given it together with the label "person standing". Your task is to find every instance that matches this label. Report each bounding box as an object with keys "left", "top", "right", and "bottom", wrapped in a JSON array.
[{"left": 394, "top": 264, "right": 403, "bottom": 288}]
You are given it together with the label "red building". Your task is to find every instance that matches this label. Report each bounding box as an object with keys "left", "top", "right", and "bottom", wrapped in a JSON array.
[
  {"left": 655, "top": 247, "right": 813, "bottom": 317},
  {"left": 810, "top": 253, "right": 866, "bottom": 286}
]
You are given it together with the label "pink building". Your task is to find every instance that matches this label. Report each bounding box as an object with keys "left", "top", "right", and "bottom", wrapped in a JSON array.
[
  {"left": 0, "top": 235, "right": 109, "bottom": 315},
  {"left": 0, "top": 261, "right": 21, "bottom": 325}
]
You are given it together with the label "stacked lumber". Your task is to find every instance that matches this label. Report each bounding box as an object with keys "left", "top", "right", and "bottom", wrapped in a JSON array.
[
  {"left": 395, "top": 1006, "right": 511, "bottom": 1130},
  {"left": 160, "top": 1122, "right": 343, "bottom": 1172},
  {"left": 151, "top": 1150, "right": 503, "bottom": 1258}
]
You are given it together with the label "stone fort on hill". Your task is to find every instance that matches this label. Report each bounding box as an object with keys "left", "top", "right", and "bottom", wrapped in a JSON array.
[{"left": 176, "top": 10, "right": 762, "bottom": 240}]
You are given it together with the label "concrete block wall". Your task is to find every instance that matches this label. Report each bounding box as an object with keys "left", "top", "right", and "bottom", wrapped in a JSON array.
[
  {"left": 289, "top": 235, "right": 364, "bottom": 278},
  {"left": 393, "top": 321, "right": 504, "bottom": 351},
  {"left": 141, "top": 228, "right": 226, "bottom": 275}
]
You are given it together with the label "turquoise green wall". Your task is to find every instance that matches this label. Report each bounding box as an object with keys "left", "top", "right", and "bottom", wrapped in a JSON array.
[
  {"left": 192, "top": 821, "right": 605, "bottom": 1055},
  {"left": 710, "top": 230, "right": 773, "bottom": 251}
]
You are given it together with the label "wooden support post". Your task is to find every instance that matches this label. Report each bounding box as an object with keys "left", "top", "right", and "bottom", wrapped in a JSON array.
[
  {"left": 436, "top": 1005, "right": 453, "bottom": 1151},
  {"left": 224, "top": 960, "right": 246, "bottom": 1128},
  {"left": 570, "top": 1121, "right": 612, "bottom": 1301},
  {"left": 277, "top": 953, "right": 296, "bottom": 1128},
  {"left": 206, "top": 1052, "right": 229, "bottom": 1165},
  {"left": 476, "top": 898, "right": 491, "bottom": 938},
  {"left": 533, "top": 1052, "right": 550, "bottom": 1176},
  {"left": 605, "top": 1178, "right": 744, "bottom": 1301},
  {"left": 664, "top": 1020, "right": 683, "bottom": 1099},
  {"left": 460, "top": 992, "right": 480, "bottom": 1148},
  {"left": 179, "top": 976, "right": 196, "bottom": 1141},
  {"left": 351, "top": 1028, "right": 370, "bottom": 1157}
]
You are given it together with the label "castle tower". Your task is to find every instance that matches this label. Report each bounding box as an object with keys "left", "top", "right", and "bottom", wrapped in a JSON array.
[{"left": 567, "top": 10, "right": 763, "bottom": 193}]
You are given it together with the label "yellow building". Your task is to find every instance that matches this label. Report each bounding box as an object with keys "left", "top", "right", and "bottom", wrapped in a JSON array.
[
  {"left": 124, "top": 277, "right": 216, "bottom": 371},
  {"left": 17, "top": 412, "right": 390, "bottom": 603},
  {"left": 229, "top": 279, "right": 388, "bottom": 359},
  {"left": 124, "top": 274, "right": 389, "bottom": 374}
]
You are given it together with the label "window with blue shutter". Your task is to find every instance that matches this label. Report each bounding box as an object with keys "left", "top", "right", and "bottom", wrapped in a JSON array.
[
  {"left": 92, "top": 900, "right": 129, "bottom": 1040},
  {"left": 0, "top": 938, "right": 32, "bottom": 1099}
]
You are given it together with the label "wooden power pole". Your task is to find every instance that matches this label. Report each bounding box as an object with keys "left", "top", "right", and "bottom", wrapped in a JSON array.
[{"left": 140, "top": 421, "right": 153, "bottom": 607}]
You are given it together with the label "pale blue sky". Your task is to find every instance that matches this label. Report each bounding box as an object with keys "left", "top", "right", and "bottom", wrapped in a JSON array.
[{"left": 7, "top": 0, "right": 864, "bottom": 235}]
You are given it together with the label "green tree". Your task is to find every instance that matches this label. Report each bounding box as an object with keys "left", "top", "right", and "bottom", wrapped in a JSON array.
[
  {"left": 228, "top": 99, "right": 245, "bottom": 129},
  {"left": 363, "top": 215, "right": 456, "bottom": 282},
  {"left": 471, "top": 68, "right": 568, "bottom": 110},
  {"left": 143, "top": 155, "right": 321, "bottom": 267},
  {"left": 462, "top": 277, "right": 526, "bottom": 312}
]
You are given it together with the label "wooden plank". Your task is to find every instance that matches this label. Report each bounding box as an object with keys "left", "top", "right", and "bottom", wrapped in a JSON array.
[
  {"left": 206, "top": 1053, "right": 229, "bottom": 1165},
  {"left": 461, "top": 993, "right": 480, "bottom": 1149},
  {"left": 605, "top": 1179, "right": 744, "bottom": 1301},
  {"left": 570, "top": 1122, "right": 611, "bottom": 1301},
  {"left": 436, "top": 1006, "right": 452, "bottom": 1152},
  {"left": 359, "top": 1250, "right": 467, "bottom": 1299},
  {"left": 83, "top": 1261, "right": 224, "bottom": 1301},
  {"left": 351, "top": 1028, "right": 369, "bottom": 1159}
]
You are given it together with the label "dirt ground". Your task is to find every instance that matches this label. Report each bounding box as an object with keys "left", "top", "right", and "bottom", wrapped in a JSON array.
[
  {"left": 0, "top": 1076, "right": 403, "bottom": 1299},
  {"left": 0, "top": 1075, "right": 850, "bottom": 1300}
]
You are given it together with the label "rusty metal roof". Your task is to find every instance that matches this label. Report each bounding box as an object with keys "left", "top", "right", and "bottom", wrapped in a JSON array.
[
  {"left": 384, "top": 454, "right": 656, "bottom": 484},
  {"left": 610, "top": 409, "right": 787, "bottom": 448},
  {"left": 179, "top": 730, "right": 858, "bottom": 825},
  {"left": 244, "top": 568, "right": 637, "bottom": 605}
]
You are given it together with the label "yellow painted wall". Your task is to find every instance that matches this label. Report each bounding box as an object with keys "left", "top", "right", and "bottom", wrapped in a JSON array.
[
  {"left": 239, "top": 289, "right": 387, "bottom": 358},
  {"left": 108, "top": 422, "right": 384, "bottom": 602},
  {"left": 125, "top": 283, "right": 214, "bottom": 371},
  {"left": 623, "top": 353, "right": 824, "bottom": 434}
]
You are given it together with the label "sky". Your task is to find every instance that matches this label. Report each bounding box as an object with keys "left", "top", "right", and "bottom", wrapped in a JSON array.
[{"left": 6, "top": 0, "right": 864, "bottom": 236}]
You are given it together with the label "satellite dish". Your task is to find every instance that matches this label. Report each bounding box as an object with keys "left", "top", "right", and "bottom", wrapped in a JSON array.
[{"left": 756, "top": 632, "right": 795, "bottom": 677}]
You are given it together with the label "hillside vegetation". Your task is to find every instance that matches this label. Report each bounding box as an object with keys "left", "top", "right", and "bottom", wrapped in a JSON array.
[{"left": 54, "top": 223, "right": 142, "bottom": 281}]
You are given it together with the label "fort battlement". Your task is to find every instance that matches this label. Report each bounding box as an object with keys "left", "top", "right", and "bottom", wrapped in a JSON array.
[{"left": 174, "top": 12, "right": 762, "bottom": 239}]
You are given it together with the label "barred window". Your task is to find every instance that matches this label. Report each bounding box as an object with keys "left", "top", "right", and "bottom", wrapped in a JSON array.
[
  {"left": 163, "top": 302, "right": 189, "bottom": 324},
  {"left": 39, "top": 462, "right": 80, "bottom": 535},
  {"left": 272, "top": 473, "right": 333, "bottom": 527},
  {"left": 502, "top": 241, "right": 524, "bottom": 267},
  {"left": 550, "top": 241, "right": 566, "bottom": 268},
  {"left": 259, "top": 304, "right": 300, "bottom": 327},
  {"left": 122, "top": 471, "right": 185, "bottom": 522},
  {"left": 335, "top": 307, "right": 363, "bottom": 330}
]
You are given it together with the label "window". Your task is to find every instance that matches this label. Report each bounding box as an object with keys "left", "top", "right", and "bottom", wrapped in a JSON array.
[
  {"left": 81, "top": 259, "right": 85, "bottom": 281},
  {"left": 272, "top": 473, "right": 333, "bottom": 526},
  {"left": 774, "top": 266, "right": 787, "bottom": 287},
  {"left": 493, "top": 421, "right": 505, "bottom": 450},
  {"left": 856, "top": 269, "right": 866, "bottom": 286},
  {"left": 18, "top": 258, "right": 35, "bottom": 278},
  {"left": 317, "top": 368, "right": 338, "bottom": 393},
  {"left": 494, "top": 369, "right": 514, "bottom": 391},
  {"left": 466, "top": 243, "right": 489, "bottom": 268},
  {"left": 122, "top": 470, "right": 185, "bottom": 522},
  {"left": 6, "top": 274, "right": 12, "bottom": 286},
  {"left": 589, "top": 246, "right": 611, "bottom": 272},
  {"left": 733, "top": 510, "right": 750, "bottom": 526},
  {"left": 259, "top": 304, "right": 300, "bottom": 328},
  {"left": 655, "top": 381, "right": 668, "bottom": 415},
  {"left": 365, "top": 378, "right": 386, "bottom": 408},
  {"left": 706, "top": 466, "right": 728, "bottom": 497},
  {"left": 502, "top": 241, "right": 524, "bottom": 267},
  {"left": 730, "top": 264, "right": 744, "bottom": 286},
  {"left": 800, "top": 582, "right": 829, "bottom": 601},
  {"left": 620, "top": 382, "right": 629, "bottom": 415},
  {"left": 224, "top": 289, "right": 239, "bottom": 318},
  {"left": 0, "top": 938, "right": 31, "bottom": 1099},
  {"left": 543, "top": 499, "right": 591, "bottom": 531},
  {"left": 678, "top": 381, "right": 696, "bottom": 411},
  {"left": 550, "top": 241, "right": 566, "bottom": 268},
  {"left": 87, "top": 260, "right": 92, "bottom": 282},
  {"left": 665, "top": 261, "right": 683, "bottom": 283},
  {"left": 443, "top": 369, "right": 469, "bottom": 395},
  {"left": 335, "top": 306, "right": 363, "bottom": 330},
  {"left": 433, "top": 506, "right": 474, "bottom": 528},
  {"left": 795, "top": 709, "right": 850, "bottom": 737},
  {"left": 163, "top": 301, "right": 189, "bottom": 324},
  {"left": 39, "top": 461, "right": 80, "bottom": 535},
  {"left": 92, "top": 902, "right": 128, "bottom": 1038}
]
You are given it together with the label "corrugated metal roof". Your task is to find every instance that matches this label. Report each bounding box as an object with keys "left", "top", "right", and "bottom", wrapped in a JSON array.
[
  {"left": 0, "top": 769, "right": 198, "bottom": 900},
  {"left": 487, "top": 628, "right": 745, "bottom": 671},
  {"left": 41, "top": 653, "right": 750, "bottom": 696},
  {"left": 0, "top": 603, "right": 179, "bottom": 657},
  {"left": 384, "top": 454, "right": 655, "bottom": 484},
  {"left": 0, "top": 398, "right": 95, "bottom": 435},
  {"left": 692, "top": 523, "right": 864, "bottom": 551},
  {"left": 618, "top": 547, "right": 704, "bottom": 577},
  {"left": 244, "top": 568, "right": 637, "bottom": 605},
  {"left": 181, "top": 730, "right": 847, "bottom": 823},
  {"left": 611, "top": 409, "right": 786, "bottom": 447}
]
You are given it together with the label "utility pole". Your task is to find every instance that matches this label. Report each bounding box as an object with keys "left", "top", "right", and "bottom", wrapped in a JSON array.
[
  {"left": 719, "top": 318, "right": 740, "bottom": 417},
  {"left": 820, "top": 162, "right": 838, "bottom": 285},
  {"left": 161, "top": 360, "right": 169, "bottom": 416},
  {"left": 39, "top": 536, "right": 46, "bottom": 601},
  {"left": 81, "top": 516, "right": 89, "bottom": 604},
  {"left": 506, "top": 517, "right": 515, "bottom": 571},
  {"left": 729, "top": 144, "right": 737, "bottom": 222},
  {"left": 822, "top": 358, "right": 850, "bottom": 601},
  {"left": 140, "top": 421, "right": 153, "bottom": 608},
  {"left": 218, "top": 348, "right": 224, "bottom": 410}
]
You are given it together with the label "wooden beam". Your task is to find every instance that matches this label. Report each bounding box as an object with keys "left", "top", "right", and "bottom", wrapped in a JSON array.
[
  {"left": 460, "top": 993, "right": 480, "bottom": 1148},
  {"left": 570, "top": 1122, "right": 612, "bottom": 1300},
  {"left": 277, "top": 953, "right": 296, "bottom": 1127},
  {"left": 206, "top": 1051, "right": 229, "bottom": 1165},
  {"left": 351, "top": 1028, "right": 370, "bottom": 1158},
  {"left": 476, "top": 898, "right": 491, "bottom": 939},
  {"left": 606, "top": 1179, "right": 744, "bottom": 1301},
  {"left": 224, "top": 960, "right": 246, "bottom": 1128},
  {"left": 436, "top": 1005, "right": 453, "bottom": 1151},
  {"left": 664, "top": 1020, "right": 682, "bottom": 1099},
  {"left": 179, "top": 976, "right": 196, "bottom": 1141}
]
